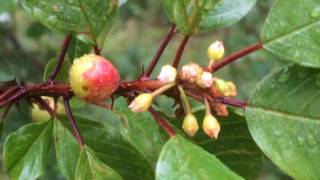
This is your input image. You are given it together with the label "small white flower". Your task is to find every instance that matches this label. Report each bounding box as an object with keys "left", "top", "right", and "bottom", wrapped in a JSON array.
[
  {"left": 157, "top": 65, "right": 177, "bottom": 83},
  {"left": 180, "top": 63, "right": 203, "bottom": 83},
  {"left": 197, "top": 72, "right": 213, "bottom": 89}
]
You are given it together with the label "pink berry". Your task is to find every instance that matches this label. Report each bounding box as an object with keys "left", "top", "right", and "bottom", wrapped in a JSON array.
[{"left": 69, "top": 54, "right": 120, "bottom": 103}]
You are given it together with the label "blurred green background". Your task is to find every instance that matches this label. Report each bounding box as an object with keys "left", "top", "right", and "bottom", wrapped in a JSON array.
[{"left": 0, "top": 0, "right": 291, "bottom": 179}]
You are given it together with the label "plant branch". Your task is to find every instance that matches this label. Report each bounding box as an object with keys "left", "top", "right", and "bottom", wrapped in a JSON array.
[
  {"left": 34, "top": 96, "right": 56, "bottom": 117},
  {"left": 172, "top": 36, "right": 190, "bottom": 68},
  {"left": 149, "top": 108, "right": 176, "bottom": 137},
  {"left": 216, "top": 97, "right": 247, "bottom": 109},
  {"left": 48, "top": 33, "right": 73, "bottom": 81},
  {"left": 63, "top": 97, "right": 84, "bottom": 148},
  {"left": 93, "top": 45, "right": 101, "bottom": 55},
  {"left": 144, "top": 25, "right": 176, "bottom": 77},
  {"left": 209, "top": 42, "right": 262, "bottom": 72}
]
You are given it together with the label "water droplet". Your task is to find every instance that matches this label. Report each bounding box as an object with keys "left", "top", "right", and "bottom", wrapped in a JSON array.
[
  {"left": 278, "top": 72, "right": 291, "bottom": 83},
  {"left": 311, "top": 7, "right": 320, "bottom": 18},
  {"left": 297, "top": 136, "right": 304, "bottom": 146},
  {"left": 274, "top": 130, "right": 282, "bottom": 137},
  {"left": 307, "top": 134, "right": 316, "bottom": 146}
]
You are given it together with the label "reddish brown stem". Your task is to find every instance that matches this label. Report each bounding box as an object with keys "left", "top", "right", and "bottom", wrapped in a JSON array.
[
  {"left": 0, "top": 86, "right": 19, "bottom": 101},
  {"left": 216, "top": 97, "right": 247, "bottom": 109},
  {"left": 49, "top": 33, "right": 73, "bottom": 81},
  {"left": 149, "top": 108, "right": 176, "bottom": 137},
  {"left": 34, "top": 96, "right": 56, "bottom": 117},
  {"left": 209, "top": 42, "right": 262, "bottom": 72},
  {"left": 144, "top": 25, "right": 176, "bottom": 77},
  {"left": 63, "top": 97, "right": 84, "bottom": 148},
  {"left": 93, "top": 45, "right": 101, "bottom": 55},
  {"left": 172, "top": 36, "right": 190, "bottom": 68}
]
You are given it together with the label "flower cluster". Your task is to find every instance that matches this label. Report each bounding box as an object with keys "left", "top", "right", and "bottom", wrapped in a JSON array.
[{"left": 127, "top": 40, "right": 237, "bottom": 138}]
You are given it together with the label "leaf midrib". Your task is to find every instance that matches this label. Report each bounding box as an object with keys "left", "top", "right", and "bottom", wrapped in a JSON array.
[
  {"left": 247, "top": 106, "right": 320, "bottom": 122},
  {"left": 262, "top": 18, "right": 320, "bottom": 45}
]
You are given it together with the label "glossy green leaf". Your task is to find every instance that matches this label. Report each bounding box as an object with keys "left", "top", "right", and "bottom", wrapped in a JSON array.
[
  {"left": 59, "top": 114, "right": 155, "bottom": 180},
  {"left": 193, "top": 110, "right": 263, "bottom": 180},
  {"left": 43, "top": 58, "right": 70, "bottom": 82},
  {"left": 156, "top": 135, "right": 243, "bottom": 180},
  {"left": 246, "top": 65, "right": 320, "bottom": 179},
  {"left": 3, "top": 121, "right": 53, "bottom": 180},
  {"left": 199, "top": 0, "right": 257, "bottom": 32},
  {"left": 163, "top": 0, "right": 256, "bottom": 35},
  {"left": 67, "top": 37, "right": 92, "bottom": 62},
  {"left": 113, "top": 97, "right": 166, "bottom": 166},
  {"left": 54, "top": 119, "right": 80, "bottom": 180},
  {"left": 20, "top": 0, "right": 118, "bottom": 45},
  {"left": 261, "top": 0, "right": 320, "bottom": 68},
  {"left": 76, "top": 146, "right": 123, "bottom": 180}
]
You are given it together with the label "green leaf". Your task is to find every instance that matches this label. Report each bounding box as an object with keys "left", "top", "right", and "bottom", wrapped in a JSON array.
[
  {"left": 59, "top": 114, "right": 155, "bottom": 180},
  {"left": 199, "top": 0, "right": 257, "bottom": 32},
  {"left": 3, "top": 121, "right": 53, "bottom": 180},
  {"left": 43, "top": 58, "right": 70, "bottom": 82},
  {"left": 261, "top": 0, "right": 320, "bottom": 68},
  {"left": 67, "top": 37, "right": 92, "bottom": 62},
  {"left": 163, "top": 0, "right": 256, "bottom": 35},
  {"left": 76, "top": 145, "right": 123, "bottom": 180},
  {"left": 193, "top": 110, "right": 263, "bottom": 180},
  {"left": 246, "top": 65, "right": 320, "bottom": 179},
  {"left": 54, "top": 119, "right": 80, "bottom": 180},
  {"left": 156, "top": 135, "right": 244, "bottom": 180},
  {"left": 113, "top": 97, "right": 166, "bottom": 166},
  {"left": 20, "top": 0, "right": 118, "bottom": 45}
]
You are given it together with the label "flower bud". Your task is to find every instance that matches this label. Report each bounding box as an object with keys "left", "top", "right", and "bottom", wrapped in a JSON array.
[
  {"left": 157, "top": 65, "right": 177, "bottom": 83},
  {"left": 182, "top": 113, "right": 199, "bottom": 137},
  {"left": 214, "top": 78, "right": 237, "bottom": 97},
  {"left": 208, "top": 41, "right": 225, "bottom": 61},
  {"left": 225, "top": 82, "right": 237, "bottom": 97},
  {"left": 214, "top": 78, "right": 228, "bottom": 95},
  {"left": 129, "top": 93, "right": 153, "bottom": 112},
  {"left": 180, "top": 63, "right": 203, "bottom": 83},
  {"left": 202, "top": 115, "right": 220, "bottom": 138},
  {"left": 69, "top": 54, "right": 120, "bottom": 103},
  {"left": 196, "top": 71, "right": 213, "bottom": 89}
]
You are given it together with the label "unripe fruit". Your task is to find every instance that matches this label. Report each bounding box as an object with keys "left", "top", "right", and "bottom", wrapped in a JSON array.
[
  {"left": 69, "top": 54, "right": 120, "bottom": 103},
  {"left": 182, "top": 113, "right": 199, "bottom": 137},
  {"left": 31, "top": 97, "right": 64, "bottom": 122}
]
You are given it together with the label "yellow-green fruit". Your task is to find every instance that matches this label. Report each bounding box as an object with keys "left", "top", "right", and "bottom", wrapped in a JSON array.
[
  {"left": 31, "top": 97, "right": 64, "bottom": 122},
  {"left": 31, "top": 104, "right": 51, "bottom": 122}
]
